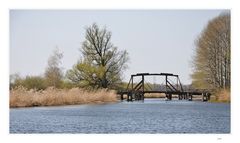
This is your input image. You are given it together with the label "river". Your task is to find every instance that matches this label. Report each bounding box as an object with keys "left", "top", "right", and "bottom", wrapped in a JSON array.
[{"left": 10, "top": 99, "right": 230, "bottom": 133}]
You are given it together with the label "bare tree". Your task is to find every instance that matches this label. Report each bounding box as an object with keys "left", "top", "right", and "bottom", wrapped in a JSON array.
[
  {"left": 45, "top": 47, "right": 63, "bottom": 88},
  {"left": 191, "top": 12, "right": 230, "bottom": 90},
  {"left": 67, "top": 23, "right": 129, "bottom": 88}
]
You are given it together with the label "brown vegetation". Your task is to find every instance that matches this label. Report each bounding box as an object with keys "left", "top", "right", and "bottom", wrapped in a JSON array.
[
  {"left": 10, "top": 87, "right": 118, "bottom": 108},
  {"left": 144, "top": 93, "right": 165, "bottom": 98},
  {"left": 210, "top": 89, "right": 230, "bottom": 103},
  {"left": 191, "top": 13, "right": 230, "bottom": 90}
]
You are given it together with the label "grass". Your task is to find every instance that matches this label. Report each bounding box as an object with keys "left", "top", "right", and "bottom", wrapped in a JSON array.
[
  {"left": 209, "top": 89, "right": 230, "bottom": 103},
  {"left": 10, "top": 87, "right": 118, "bottom": 108}
]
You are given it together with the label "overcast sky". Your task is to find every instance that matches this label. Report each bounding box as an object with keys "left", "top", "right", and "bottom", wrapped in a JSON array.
[{"left": 10, "top": 10, "right": 228, "bottom": 84}]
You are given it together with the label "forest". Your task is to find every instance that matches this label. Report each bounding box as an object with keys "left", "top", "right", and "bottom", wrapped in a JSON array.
[{"left": 191, "top": 12, "right": 230, "bottom": 102}]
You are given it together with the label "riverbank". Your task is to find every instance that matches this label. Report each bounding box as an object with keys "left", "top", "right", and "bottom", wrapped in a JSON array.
[
  {"left": 10, "top": 87, "right": 118, "bottom": 108},
  {"left": 209, "top": 89, "right": 230, "bottom": 103}
]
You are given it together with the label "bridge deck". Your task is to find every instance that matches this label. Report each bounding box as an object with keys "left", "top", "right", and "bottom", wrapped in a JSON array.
[
  {"left": 117, "top": 90, "right": 211, "bottom": 102},
  {"left": 118, "top": 90, "right": 207, "bottom": 96}
]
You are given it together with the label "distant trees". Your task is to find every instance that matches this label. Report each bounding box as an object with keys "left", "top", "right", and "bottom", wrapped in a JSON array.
[
  {"left": 44, "top": 48, "right": 63, "bottom": 88},
  {"left": 10, "top": 48, "right": 64, "bottom": 90},
  {"left": 67, "top": 23, "right": 129, "bottom": 89},
  {"left": 10, "top": 23, "right": 128, "bottom": 90},
  {"left": 191, "top": 13, "right": 230, "bottom": 90},
  {"left": 10, "top": 73, "right": 21, "bottom": 88},
  {"left": 10, "top": 75, "right": 47, "bottom": 90}
]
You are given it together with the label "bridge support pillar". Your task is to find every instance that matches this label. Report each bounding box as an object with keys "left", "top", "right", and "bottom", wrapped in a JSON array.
[
  {"left": 141, "top": 93, "right": 144, "bottom": 101},
  {"left": 120, "top": 94, "right": 124, "bottom": 101},
  {"left": 183, "top": 94, "right": 186, "bottom": 99},
  {"left": 135, "top": 92, "right": 144, "bottom": 101},
  {"left": 202, "top": 93, "right": 208, "bottom": 102},
  {"left": 178, "top": 94, "right": 183, "bottom": 100},
  {"left": 188, "top": 93, "right": 192, "bottom": 101},
  {"left": 207, "top": 93, "right": 211, "bottom": 101},
  {"left": 127, "top": 92, "right": 133, "bottom": 102},
  {"left": 166, "top": 93, "right": 172, "bottom": 100},
  {"left": 134, "top": 92, "right": 138, "bottom": 101}
]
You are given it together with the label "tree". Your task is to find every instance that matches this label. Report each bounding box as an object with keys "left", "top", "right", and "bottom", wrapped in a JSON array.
[
  {"left": 10, "top": 73, "right": 21, "bottom": 89},
  {"left": 191, "top": 13, "right": 230, "bottom": 90},
  {"left": 67, "top": 23, "right": 129, "bottom": 89},
  {"left": 44, "top": 47, "right": 63, "bottom": 88}
]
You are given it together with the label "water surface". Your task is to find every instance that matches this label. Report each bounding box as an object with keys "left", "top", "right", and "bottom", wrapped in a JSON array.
[{"left": 10, "top": 99, "right": 230, "bottom": 133}]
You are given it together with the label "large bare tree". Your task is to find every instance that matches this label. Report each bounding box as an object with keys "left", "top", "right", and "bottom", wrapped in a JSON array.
[
  {"left": 67, "top": 23, "right": 129, "bottom": 88},
  {"left": 191, "top": 13, "right": 230, "bottom": 90}
]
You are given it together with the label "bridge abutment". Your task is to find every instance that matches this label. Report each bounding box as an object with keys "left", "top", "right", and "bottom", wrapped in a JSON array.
[
  {"left": 202, "top": 93, "right": 210, "bottom": 102},
  {"left": 188, "top": 93, "right": 193, "bottom": 101}
]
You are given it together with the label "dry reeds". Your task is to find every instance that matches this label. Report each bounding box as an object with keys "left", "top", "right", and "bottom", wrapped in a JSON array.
[
  {"left": 144, "top": 93, "right": 166, "bottom": 98},
  {"left": 216, "top": 89, "right": 230, "bottom": 103},
  {"left": 10, "top": 87, "right": 118, "bottom": 108}
]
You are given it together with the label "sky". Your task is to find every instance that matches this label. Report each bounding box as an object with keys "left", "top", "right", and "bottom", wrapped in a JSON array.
[{"left": 10, "top": 10, "right": 227, "bottom": 84}]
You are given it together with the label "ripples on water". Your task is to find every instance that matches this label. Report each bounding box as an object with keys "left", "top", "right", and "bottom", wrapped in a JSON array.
[{"left": 10, "top": 99, "right": 230, "bottom": 133}]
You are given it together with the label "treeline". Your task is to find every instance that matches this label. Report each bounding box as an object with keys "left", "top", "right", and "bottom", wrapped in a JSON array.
[
  {"left": 10, "top": 48, "right": 74, "bottom": 90},
  {"left": 191, "top": 12, "right": 230, "bottom": 101},
  {"left": 10, "top": 23, "right": 129, "bottom": 91}
]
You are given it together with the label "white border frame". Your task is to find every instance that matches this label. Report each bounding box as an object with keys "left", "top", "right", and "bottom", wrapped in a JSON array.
[{"left": 1, "top": 0, "right": 239, "bottom": 143}]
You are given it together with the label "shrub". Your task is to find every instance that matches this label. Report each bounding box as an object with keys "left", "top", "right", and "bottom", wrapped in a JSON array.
[{"left": 11, "top": 76, "right": 47, "bottom": 90}]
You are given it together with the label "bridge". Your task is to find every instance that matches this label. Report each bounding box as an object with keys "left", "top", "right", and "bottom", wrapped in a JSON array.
[{"left": 117, "top": 73, "right": 211, "bottom": 102}]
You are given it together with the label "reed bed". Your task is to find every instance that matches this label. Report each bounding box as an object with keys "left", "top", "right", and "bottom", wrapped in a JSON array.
[
  {"left": 10, "top": 87, "right": 118, "bottom": 108},
  {"left": 144, "top": 93, "right": 179, "bottom": 98},
  {"left": 215, "top": 89, "right": 230, "bottom": 103}
]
